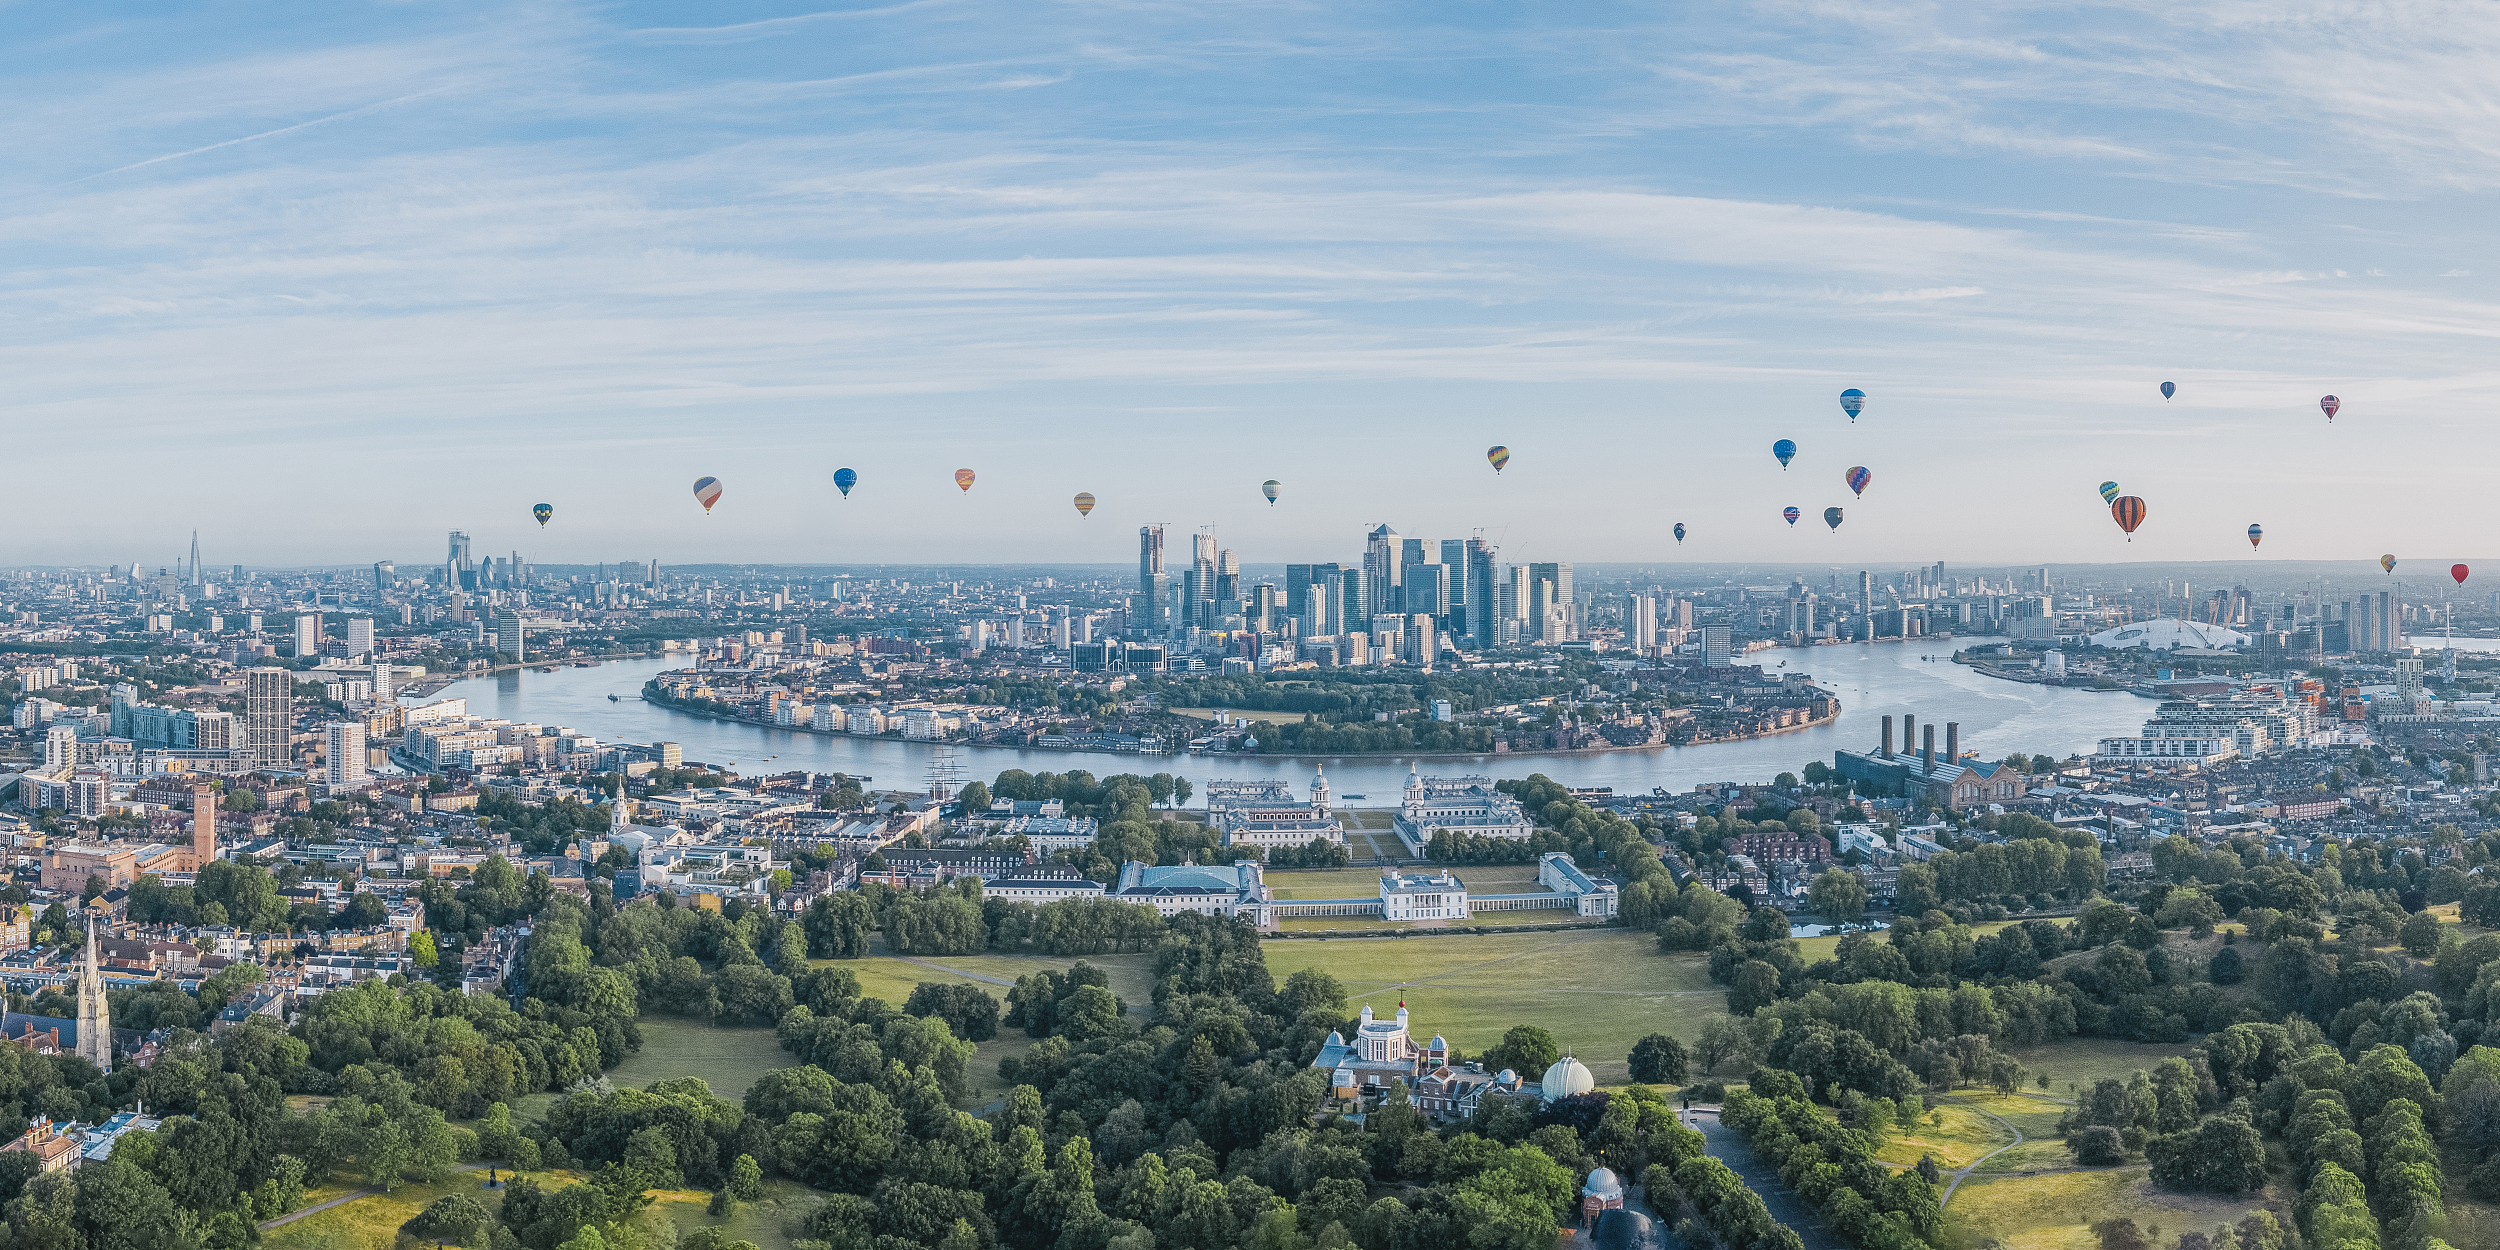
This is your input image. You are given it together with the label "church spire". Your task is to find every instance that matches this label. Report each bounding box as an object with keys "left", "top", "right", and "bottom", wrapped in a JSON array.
[
  {"left": 611, "top": 773, "right": 628, "bottom": 834},
  {"left": 77, "top": 913, "right": 111, "bottom": 1073}
]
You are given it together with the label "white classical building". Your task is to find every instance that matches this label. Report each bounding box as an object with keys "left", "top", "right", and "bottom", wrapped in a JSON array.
[
  {"left": 983, "top": 866, "right": 1107, "bottom": 905},
  {"left": 1112, "top": 860, "right": 1269, "bottom": 922},
  {"left": 1380, "top": 869, "right": 1467, "bottom": 921},
  {"left": 1391, "top": 767, "right": 1535, "bottom": 854},
  {"left": 1310, "top": 1002, "right": 1451, "bottom": 1096},
  {"left": 1211, "top": 767, "right": 1346, "bottom": 851}
]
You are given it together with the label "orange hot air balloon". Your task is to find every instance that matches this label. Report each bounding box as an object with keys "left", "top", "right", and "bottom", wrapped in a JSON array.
[
  {"left": 2109, "top": 495, "right": 2147, "bottom": 540},
  {"left": 954, "top": 469, "right": 976, "bottom": 493},
  {"left": 1073, "top": 492, "right": 1095, "bottom": 516}
]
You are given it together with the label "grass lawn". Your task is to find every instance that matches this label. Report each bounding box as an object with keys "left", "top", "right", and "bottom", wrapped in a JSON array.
[
  {"left": 2009, "top": 1036, "right": 2198, "bottom": 1099},
  {"left": 262, "top": 1169, "right": 561, "bottom": 1250},
  {"left": 1260, "top": 930, "right": 1722, "bottom": 1084},
  {"left": 1953, "top": 1092, "right": 2075, "bottom": 1173},
  {"left": 1171, "top": 707, "right": 1311, "bottom": 724},
  {"left": 1875, "top": 1103, "right": 2014, "bottom": 1170},
  {"left": 1943, "top": 1167, "right": 2290, "bottom": 1250},
  {"left": 513, "top": 1016, "right": 791, "bottom": 1120},
  {"left": 646, "top": 1178, "right": 822, "bottom": 1250}
]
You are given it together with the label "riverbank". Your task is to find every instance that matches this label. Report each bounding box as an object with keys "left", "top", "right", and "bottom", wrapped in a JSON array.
[
  {"left": 402, "top": 649, "right": 664, "bottom": 698},
  {"left": 639, "top": 688, "right": 1844, "bottom": 764}
]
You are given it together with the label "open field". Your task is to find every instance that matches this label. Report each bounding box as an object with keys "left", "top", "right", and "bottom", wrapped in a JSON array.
[
  {"left": 1957, "top": 1091, "right": 2074, "bottom": 1173},
  {"left": 1260, "top": 930, "right": 1721, "bottom": 1083},
  {"left": 513, "top": 1016, "right": 791, "bottom": 1119},
  {"left": 1875, "top": 1103, "right": 2013, "bottom": 1170},
  {"left": 1171, "top": 707, "right": 1310, "bottom": 724},
  {"left": 263, "top": 1170, "right": 557, "bottom": 1250},
  {"left": 1943, "top": 1167, "right": 2292, "bottom": 1250},
  {"left": 2010, "top": 1036, "right": 2198, "bottom": 1097},
  {"left": 1275, "top": 911, "right": 1604, "bottom": 934},
  {"left": 648, "top": 1178, "right": 823, "bottom": 1250}
]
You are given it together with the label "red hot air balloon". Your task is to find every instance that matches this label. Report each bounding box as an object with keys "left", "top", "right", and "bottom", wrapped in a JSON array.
[
  {"left": 2321, "top": 395, "right": 2340, "bottom": 421},
  {"left": 2455, "top": 564, "right": 2471, "bottom": 586},
  {"left": 2110, "top": 495, "right": 2148, "bottom": 540}
]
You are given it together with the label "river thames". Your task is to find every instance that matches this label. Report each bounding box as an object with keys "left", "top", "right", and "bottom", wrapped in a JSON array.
[{"left": 426, "top": 639, "right": 2154, "bottom": 799}]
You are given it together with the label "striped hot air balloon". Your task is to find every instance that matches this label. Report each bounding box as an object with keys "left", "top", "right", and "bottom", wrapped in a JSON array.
[
  {"left": 2098, "top": 481, "right": 2120, "bottom": 506},
  {"left": 2110, "top": 495, "right": 2147, "bottom": 540},
  {"left": 1262, "top": 480, "right": 1281, "bottom": 505},
  {"left": 1839, "top": 389, "right": 1865, "bottom": 421},
  {"left": 954, "top": 469, "right": 976, "bottom": 492},
  {"left": 692, "top": 477, "right": 723, "bottom": 513},
  {"left": 1487, "top": 446, "right": 1510, "bottom": 473},
  {"left": 2247, "top": 524, "right": 2263, "bottom": 550},
  {"left": 1845, "top": 466, "right": 1871, "bottom": 497},
  {"left": 1073, "top": 492, "right": 1095, "bottom": 516}
]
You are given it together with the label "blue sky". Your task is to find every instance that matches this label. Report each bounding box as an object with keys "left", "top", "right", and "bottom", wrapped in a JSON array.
[{"left": 9, "top": 1, "right": 2499, "bottom": 571}]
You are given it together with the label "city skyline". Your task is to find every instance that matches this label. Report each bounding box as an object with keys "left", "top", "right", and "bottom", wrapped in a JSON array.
[{"left": 11, "top": 3, "right": 2500, "bottom": 564}]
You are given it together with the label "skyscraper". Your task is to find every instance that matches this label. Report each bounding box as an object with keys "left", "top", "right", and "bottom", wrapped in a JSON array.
[
  {"left": 1137, "top": 527, "right": 1169, "bottom": 637},
  {"left": 77, "top": 915, "right": 110, "bottom": 1073},
  {"left": 345, "top": 617, "right": 374, "bottom": 656},
  {"left": 1440, "top": 539, "right": 1471, "bottom": 629},
  {"left": 498, "top": 611, "right": 526, "bottom": 660},
  {"left": 245, "top": 667, "right": 292, "bottom": 770},
  {"left": 373, "top": 561, "right": 394, "bottom": 593},
  {"left": 1362, "top": 526, "right": 1399, "bottom": 620},
  {"left": 293, "top": 613, "right": 319, "bottom": 657},
  {"left": 1626, "top": 594, "right": 1656, "bottom": 654},
  {"left": 326, "top": 721, "right": 368, "bottom": 788},
  {"left": 1528, "top": 562, "right": 1573, "bottom": 642},
  {"left": 188, "top": 531, "right": 203, "bottom": 587},
  {"left": 1463, "top": 539, "right": 1497, "bottom": 646}
]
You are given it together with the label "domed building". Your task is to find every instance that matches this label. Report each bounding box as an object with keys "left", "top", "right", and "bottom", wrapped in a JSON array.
[
  {"left": 1579, "top": 1165, "right": 1624, "bottom": 1226},
  {"left": 1540, "top": 1055, "right": 1594, "bottom": 1100}
]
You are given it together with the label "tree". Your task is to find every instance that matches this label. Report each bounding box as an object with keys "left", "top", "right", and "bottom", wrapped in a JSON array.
[
  {"left": 955, "top": 781, "right": 992, "bottom": 815},
  {"left": 1628, "top": 1034, "right": 1689, "bottom": 1085},
  {"left": 410, "top": 929, "right": 439, "bottom": 969},
  {"left": 402, "top": 1193, "right": 491, "bottom": 1246},
  {"left": 1483, "top": 1026, "right": 1560, "bottom": 1080},
  {"left": 2399, "top": 910, "right": 2444, "bottom": 958},
  {"left": 1809, "top": 869, "right": 1868, "bottom": 928},
  {"left": 1728, "top": 960, "right": 1781, "bottom": 1015}
]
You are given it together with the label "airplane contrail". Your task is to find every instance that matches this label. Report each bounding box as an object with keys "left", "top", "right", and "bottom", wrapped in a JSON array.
[{"left": 74, "top": 87, "right": 450, "bottom": 183}]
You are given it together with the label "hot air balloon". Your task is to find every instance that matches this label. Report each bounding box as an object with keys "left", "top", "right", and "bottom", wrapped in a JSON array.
[
  {"left": 532, "top": 503, "right": 552, "bottom": 527},
  {"left": 833, "top": 468, "right": 857, "bottom": 498},
  {"left": 1772, "top": 439, "right": 1796, "bottom": 470},
  {"left": 1262, "top": 480, "right": 1281, "bottom": 505},
  {"left": 1073, "top": 492, "right": 1095, "bottom": 517},
  {"left": 1783, "top": 507, "right": 1800, "bottom": 527},
  {"left": 1839, "top": 389, "right": 1865, "bottom": 421},
  {"left": 1673, "top": 523, "right": 1686, "bottom": 544},
  {"left": 1845, "top": 466, "right": 1871, "bottom": 497},
  {"left": 2455, "top": 564, "right": 2471, "bottom": 586},
  {"left": 2110, "top": 495, "right": 2147, "bottom": 540},
  {"left": 692, "top": 477, "right": 723, "bottom": 513},
  {"left": 2322, "top": 395, "right": 2340, "bottom": 421},
  {"left": 2381, "top": 554, "right": 2397, "bottom": 573},
  {"left": 1823, "top": 506, "right": 1843, "bottom": 532},
  {"left": 2247, "top": 523, "right": 2263, "bottom": 550},
  {"left": 1486, "top": 446, "right": 1510, "bottom": 473},
  {"left": 2098, "top": 481, "right": 2121, "bottom": 506},
  {"left": 2161, "top": 381, "right": 2176, "bottom": 400},
  {"left": 954, "top": 469, "right": 976, "bottom": 493}
]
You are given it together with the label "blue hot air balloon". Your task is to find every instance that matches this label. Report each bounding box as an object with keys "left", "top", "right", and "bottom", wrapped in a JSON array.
[
  {"left": 1673, "top": 523, "right": 1686, "bottom": 544},
  {"left": 1839, "top": 388, "right": 1865, "bottom": 421},
  {"left": 1772, "top": 439, "right": 1796, "bottom": 470},
  {"left": 2160, "top": 381, "right": 2176, "bottom": 400},
  {"left": 1783, "top": 507, "right": 1800, "bottom": 527},
  {"left": 833, "top": 467, "right": 858, "bottom": 498}
]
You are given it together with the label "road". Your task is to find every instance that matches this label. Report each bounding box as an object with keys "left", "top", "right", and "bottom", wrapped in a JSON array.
[{"left": 1684, "top": 1108, "right": 1843, "bottom": 1250}]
